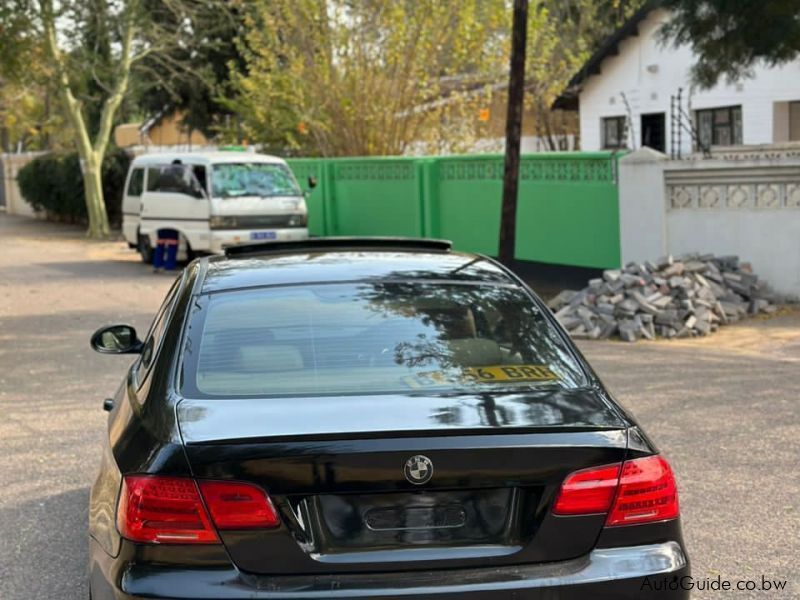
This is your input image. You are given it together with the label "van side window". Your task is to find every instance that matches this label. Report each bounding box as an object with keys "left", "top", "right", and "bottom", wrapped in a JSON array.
[
  {"left": 147, "top": 165, "right": 205, "bottom": 198},
  {"left": 127, "top": 168, "right": 144, "bottom": 197},
  {"left": 146, "top": 167, "right": 165, "bottom": 192},
  {"left": 147, "top": 165, "right": 191, "bottom": 195}
]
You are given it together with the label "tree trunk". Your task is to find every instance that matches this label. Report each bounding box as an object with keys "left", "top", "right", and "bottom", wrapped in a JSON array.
[
  {"left": 81, "top": 156, "right": 110, "bottom": 238},
  {"left": 40, "top": 0, "right": 133, "bottom": 239},
  {"left": 498, "top": 0, "right": 528, "bottom": 267}
]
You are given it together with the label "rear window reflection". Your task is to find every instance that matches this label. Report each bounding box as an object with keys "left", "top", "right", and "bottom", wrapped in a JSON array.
[{"left": 186, "top": 283, "right": 586, "bottom": 397}]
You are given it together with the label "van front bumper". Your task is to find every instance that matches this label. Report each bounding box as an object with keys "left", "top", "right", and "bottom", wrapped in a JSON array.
[
  {"left": 209, "top": 228, "right": 309, "bottom": 254},
  {"left": 90, "top": 540, "right": 689, "bottom": 599}
]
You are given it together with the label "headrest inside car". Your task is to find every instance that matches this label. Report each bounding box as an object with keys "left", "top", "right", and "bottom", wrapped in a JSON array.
[
  {"left": 238, "top": 345, "right": 304, "bottom": 372},
  {"left": 446, "top": 338, "right": 505, "bottom": 367}
]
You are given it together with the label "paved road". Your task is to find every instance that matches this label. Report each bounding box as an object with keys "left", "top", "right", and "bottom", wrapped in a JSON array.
[{"left": 1, "top": 213, "right": 798, "bottom": 598}]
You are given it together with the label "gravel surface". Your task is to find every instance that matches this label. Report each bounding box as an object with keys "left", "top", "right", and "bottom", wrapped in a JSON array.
[{"left": 0, "top": 213, "right": 797, "bottom": 598}]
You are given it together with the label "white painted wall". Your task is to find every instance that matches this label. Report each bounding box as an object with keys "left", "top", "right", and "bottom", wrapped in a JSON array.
[
  {"left": 579, "top": 8, "right": 800, "bottom": 153},
  {"left": 1, "top": 153, "right": 44, "bottom": 217},
  {"left": 666, "top": 209, "right": 800, "bottom": 298},
  {"left": 618, "top": 148, "right": 800, "bottom": 297}
]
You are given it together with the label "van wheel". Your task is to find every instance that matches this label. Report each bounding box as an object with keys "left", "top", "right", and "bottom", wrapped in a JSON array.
[
  {"left": 179, "top": 235, "right": 197, "bottom": 263},
  {"left": 137, "top": 233, "right": 153, "bottom": 264}
]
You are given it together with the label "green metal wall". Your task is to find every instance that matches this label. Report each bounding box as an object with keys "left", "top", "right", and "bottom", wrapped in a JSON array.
[
  {"left": 284, "top": 159, "right": 326, "bottom": 236},
  {"left": 288, "top": 152, "right": 621, "bottom": 269}
]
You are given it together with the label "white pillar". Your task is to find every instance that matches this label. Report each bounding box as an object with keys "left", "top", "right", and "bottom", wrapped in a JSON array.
[{"left": 618, "top": 148, "right": 669, "bottom": 265}]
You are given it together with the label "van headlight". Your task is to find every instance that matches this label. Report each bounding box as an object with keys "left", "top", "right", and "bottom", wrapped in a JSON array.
[
  {"left": 288, "top": 214, "right": 307, "bottom": 227},
  {"left": 210, "top": 216, "right": 237, "bottom": 229}
]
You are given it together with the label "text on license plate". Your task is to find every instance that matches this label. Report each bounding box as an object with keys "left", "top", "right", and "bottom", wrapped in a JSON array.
[
  {"left": 250, "top": 231, "right": 277, "bottom": 240},
  {"left": 463, "top": 365, "right": 558, "bottom": 382},
  {"left": 405, "top": 364, "right": 559, "bottom": 388}
]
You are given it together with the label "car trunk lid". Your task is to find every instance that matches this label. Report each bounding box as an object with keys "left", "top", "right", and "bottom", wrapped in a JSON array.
[{"left": 178, "top": 389, "right": 630, "bottom": 574}]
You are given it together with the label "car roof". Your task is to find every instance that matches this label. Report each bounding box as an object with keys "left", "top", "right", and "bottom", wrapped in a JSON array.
[
  {"left": 131, "top": 151, "right": 288, "bottom": 167},
  {"left": 199, "top": 248, "right": 517, "bottom": 294}
]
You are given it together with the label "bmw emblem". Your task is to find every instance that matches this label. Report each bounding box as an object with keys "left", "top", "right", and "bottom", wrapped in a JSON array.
[{"left": 404, "top": 455, "right": 433, "bottom": 485}]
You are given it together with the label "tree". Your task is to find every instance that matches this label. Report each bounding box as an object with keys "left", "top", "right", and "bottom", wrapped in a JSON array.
[
  {"left": 228, "top": 0, "right": 511, "bottom": 156},
  {"left": 228, "top": 0, "right": 644, "bottom": 156},
  {"left": 132, "top": 1, "right": 245, "bottom": 139},
  {"left": 42, "top": 0, "right": 138, "bottom": 237},
  {"left": 661, "top": 0, "right": 800, "bottom": 87},
  {"left": 0, "top": 0, "right": 227, "bottom": 238},
  {"left": 0, "top": 79, "right": 64, "bottom": 152}
]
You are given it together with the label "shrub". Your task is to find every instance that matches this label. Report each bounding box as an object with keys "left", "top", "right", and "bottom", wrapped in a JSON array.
[{"left": 17, "top": 149, "right": 132, "bottom": 228}]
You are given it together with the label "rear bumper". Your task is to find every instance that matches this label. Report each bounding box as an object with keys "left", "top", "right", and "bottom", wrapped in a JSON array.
[
  {"left": 90, "top": 540, "right": 689, "bottom": 599},
  {"left": 209, "top": 228, "right": 308, "bottom": 253}
]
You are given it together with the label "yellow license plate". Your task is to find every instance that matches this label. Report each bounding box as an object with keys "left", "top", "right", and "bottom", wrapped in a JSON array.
[
  {"left": 463, "top": 365, "right": 558, "bottom": 382},
  {"left": 404, "top": 364, "right": 558, "bottom": 388}
]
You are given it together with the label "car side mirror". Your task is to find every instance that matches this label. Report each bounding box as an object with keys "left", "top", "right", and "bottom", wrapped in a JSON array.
[
  {"left": 90, "top": 324, "right": 143, "bottom": 354},
  {"left": 307, "top": 176, "right": 317, "bottom": 189}
]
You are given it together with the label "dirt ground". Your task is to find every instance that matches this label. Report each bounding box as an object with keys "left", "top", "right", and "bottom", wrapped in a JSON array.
[{"left": 1, "top": 213, "right": 798, "bottom": 598}]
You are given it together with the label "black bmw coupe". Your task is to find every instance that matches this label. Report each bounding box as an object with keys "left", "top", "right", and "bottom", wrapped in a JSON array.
[{"left": 88, "top": 238, "right": 689, "bottom": 599}]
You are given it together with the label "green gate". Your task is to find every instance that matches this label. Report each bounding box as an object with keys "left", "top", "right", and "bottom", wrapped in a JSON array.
[{"left": 288, "top": 152, "right": 621, "bottom": 269}]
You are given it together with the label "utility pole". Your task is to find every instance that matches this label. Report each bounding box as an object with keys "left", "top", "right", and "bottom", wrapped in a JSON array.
[{"left": 498, "top": 0, "right": 528, "bottom": 267}]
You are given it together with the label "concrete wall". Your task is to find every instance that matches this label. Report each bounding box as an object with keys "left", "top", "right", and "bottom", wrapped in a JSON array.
[
  {"left": 619, "top": 148, "right": 800, "bottom": 297},
  {"left": 0, "top": 153, "right": 44, "bottom": 217},
  {"left": 579, "top": 8, "right": 800, "bottom": 153}
]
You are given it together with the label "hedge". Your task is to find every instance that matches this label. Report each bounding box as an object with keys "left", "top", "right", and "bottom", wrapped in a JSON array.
[{"left": 17, "top": 149, "right": 132, "bottom": 227}]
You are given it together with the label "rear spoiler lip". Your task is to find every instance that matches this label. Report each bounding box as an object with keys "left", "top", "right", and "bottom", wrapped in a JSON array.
[
  {"left": 181, "top": 425, "right": 629, "bottom": 446},
  {"left": 176, "top": 393, "right": 629, "bottom": 447},
  {"left": 223, "top": 237, "right": 453, "bottom": 258}
]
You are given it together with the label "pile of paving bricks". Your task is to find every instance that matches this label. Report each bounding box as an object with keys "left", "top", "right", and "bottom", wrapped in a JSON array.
[{"left": 548, "top": 254, "right": 778, "bottom": 342}]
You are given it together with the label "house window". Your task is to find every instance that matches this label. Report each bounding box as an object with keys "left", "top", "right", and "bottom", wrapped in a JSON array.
[
  {"left": 695, "top": 106, "right": 742, "bottom": 148},
  {"left": 602, "top": 116, "right": 627, "bottom": 149},
  {"left": 790, "top": 102, "right": 800, "bottom": 141}
]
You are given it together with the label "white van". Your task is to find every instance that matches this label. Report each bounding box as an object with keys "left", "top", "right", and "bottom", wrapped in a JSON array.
[{"left": 122, "top": 151, "right": 310, "bottom": 262}]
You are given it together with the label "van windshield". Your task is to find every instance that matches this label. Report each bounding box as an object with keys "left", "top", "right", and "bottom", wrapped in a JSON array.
[{"left": 211, "top": 162, "right": 301, "bottom": 199}]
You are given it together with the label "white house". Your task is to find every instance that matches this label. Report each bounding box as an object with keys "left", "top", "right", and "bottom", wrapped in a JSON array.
[{"left": 554, "top": 4, "right": 800, "bottom": 155}]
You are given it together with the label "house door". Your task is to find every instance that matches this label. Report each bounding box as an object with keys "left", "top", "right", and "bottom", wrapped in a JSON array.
[{"left": 641, "top": 113, "right": 666, "bottom": 152}]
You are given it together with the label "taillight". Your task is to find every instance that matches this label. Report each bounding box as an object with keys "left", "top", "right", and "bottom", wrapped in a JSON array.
[
  {"left": 198, "top": 481, "right": 280, "bottom": 529},
  {"left": 553, "top": 463, "right": 621, "bottom": 515},
  {"left": 606, "top": 455, "right": 679, "bottom": 526},
  {"left": 118, "top": 476, "right": 218, "bottom": 544},
  {"left": 552, "top": 455, "right": 679, "bottom": 527},
  {"left": 118, "top": 476, "right": 280, "bottom": 544}
]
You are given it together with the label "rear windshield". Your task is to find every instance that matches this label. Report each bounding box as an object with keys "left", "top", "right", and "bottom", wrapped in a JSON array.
[{"left": 182, "top": 283, "right": 587, "bottom": 398}]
